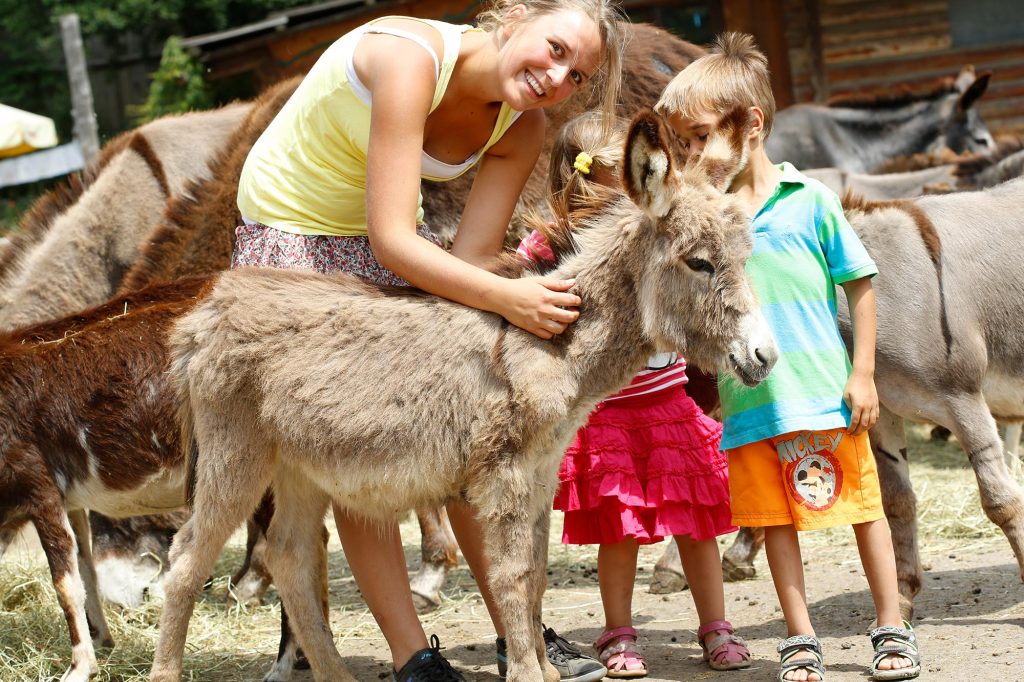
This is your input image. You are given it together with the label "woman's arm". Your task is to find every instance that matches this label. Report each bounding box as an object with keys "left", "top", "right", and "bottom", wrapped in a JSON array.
[{"left": 362, "top": 38, "right": 579, "bottom": 339}]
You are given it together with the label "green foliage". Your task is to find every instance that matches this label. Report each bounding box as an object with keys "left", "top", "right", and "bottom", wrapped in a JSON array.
[
  {"left": 134, "top": 37, "right": 213, "bottom": 123},
  {"left": 0, "top": 0, "right": 317, "bottom": 135}
]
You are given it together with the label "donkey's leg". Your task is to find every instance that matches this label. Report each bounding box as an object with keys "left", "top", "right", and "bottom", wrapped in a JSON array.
[
  {"left": 263, "top": 515, "right": 329, "bottom": 682},
  {"left": 67, "top": 509, "right": 113, "bottom": 648},
  {"left": 229, "top": 492, "right": 276, "bottom": 606},
  {"left": 722, "top": 527, "right": 764, "bottom": 581},
  {"left": 32, "top": 501, "right": 97, "bottom": 682},
  {"left": 477, "top": 466, "right": 547, "bottom": 682},
  {"left": 1005, "top": 422, "right": 1022, "bottom": 475},
  {"left": 650, "top": 538, "right": 687, "bottom": 594},
  {"left": 868, "top": 406, "right": 921, "bottom": 621},
  {"left": 264, "top": 472, "right": 355, "bottom": 682},
  {"left": 528, "top": 507, "right": 558, "bottom": 682},
  {"left": 150, "top": 417, "right": 275, "bottom": 682},
  {"left": 946, "top": 394, "right": 1024, "bottom": 581},
  {"left": 410, "top": 506, "right": 458, "bottom": 612}
]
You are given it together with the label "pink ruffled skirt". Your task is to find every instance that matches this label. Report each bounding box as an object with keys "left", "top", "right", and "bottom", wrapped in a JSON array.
[{"left": 554, "top": 384, "right": 736, "bottom": 545}]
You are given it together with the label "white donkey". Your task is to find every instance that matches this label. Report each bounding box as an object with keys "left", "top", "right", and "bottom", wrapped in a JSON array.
[{"left": 147, "top": 111, "right": 777, "bottom": 682}]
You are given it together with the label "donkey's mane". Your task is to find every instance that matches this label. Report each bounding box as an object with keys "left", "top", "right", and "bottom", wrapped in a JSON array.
[
  {"left": 826, "top": 76, "right": 959, "bottom": 110},
  {"left": 841, "top": 190, "right": 952, "bottom": 354},
  {"left": 0, "top": 131, "right": 134, "bottom": 277}
]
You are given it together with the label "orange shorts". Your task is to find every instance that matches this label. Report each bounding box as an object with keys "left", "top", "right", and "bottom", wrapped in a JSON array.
[{"left": 727, "top": 428, "right": 884, "bottom": 531}]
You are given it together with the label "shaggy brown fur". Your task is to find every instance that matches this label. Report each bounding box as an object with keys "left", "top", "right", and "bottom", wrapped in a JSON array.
[
  {"left": 0, "top": 276, "right": 212, "bottom": 682},
  {"left": 147, "top": 111, "right": 775, "bottom": 682},
  {"left": 826, "top": 71, "right": 988, "bottom": 110},
  {"left": 0, "top": 132, "right": 133, "bottom": 278}
]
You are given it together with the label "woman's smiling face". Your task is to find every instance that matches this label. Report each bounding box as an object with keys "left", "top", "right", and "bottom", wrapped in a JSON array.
[{"left": 498, "top": 7, "right": 603, "bottom": 111}]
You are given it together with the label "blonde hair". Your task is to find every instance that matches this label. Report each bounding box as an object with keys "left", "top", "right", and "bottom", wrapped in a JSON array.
[
  {"left": 655, "top": 32, "right": 775, "bottom": 139},
  {"left": 548, "top": 110, "right": 624, "bottom": 217},
  {"left": 476, "top": 0, "right": 627, "bottom": 130}
]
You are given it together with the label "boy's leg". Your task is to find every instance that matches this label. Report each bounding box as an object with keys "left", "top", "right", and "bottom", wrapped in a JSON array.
[
  {"left": 853, "top": 518, "right": 914, "bottom": 673},
  {"left": 333, "top": 507, "right": 428, "bottom": 669},
  {"left": 764, "top": 525, "right": 820, "bottom": 682}
]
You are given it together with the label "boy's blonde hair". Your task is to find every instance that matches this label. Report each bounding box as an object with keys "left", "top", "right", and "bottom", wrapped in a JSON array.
[
  {"left": 476, "top": 0, "right": 627, "bottom": 132},
  {"left": 655, "top": 32, "right": 775, "bottom": 139}
]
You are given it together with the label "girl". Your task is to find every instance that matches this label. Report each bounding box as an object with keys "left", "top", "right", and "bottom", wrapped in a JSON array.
[
  {"left": 234, "top": 2, "right": 625, "bottom": 681},
  {"left": 519, "top": 112, "right": 752, "bottom": 678}
]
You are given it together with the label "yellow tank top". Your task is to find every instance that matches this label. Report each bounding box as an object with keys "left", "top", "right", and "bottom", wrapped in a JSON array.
[{"left": 237, "top": 17, "right": 522, "bottom": 236}]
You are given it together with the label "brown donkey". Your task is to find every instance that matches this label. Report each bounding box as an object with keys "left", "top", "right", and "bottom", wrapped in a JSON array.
[
  {"left": 148, "top": 111, "right": 777, "bottom": 682},
  {"left": 0, "top": 276, "right": 211, "bottom": 682}
]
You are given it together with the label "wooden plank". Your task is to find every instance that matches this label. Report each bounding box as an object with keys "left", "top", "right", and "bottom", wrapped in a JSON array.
[
  {"left": 825, "top": 34, "right": 951, "bottom": 62},
  {"left": 821, "top": 20, "right": 949, "bottom": 48},
  {"left": 818, "top": 3, "right": 946, "bottom": 28}
]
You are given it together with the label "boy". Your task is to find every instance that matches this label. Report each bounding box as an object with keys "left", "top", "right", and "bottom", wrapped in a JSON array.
[{"left": 654, "top": 33, "right": 921, "bottom": 682}]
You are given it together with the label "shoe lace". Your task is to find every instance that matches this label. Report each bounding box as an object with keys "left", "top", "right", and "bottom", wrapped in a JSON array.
[
  {"left": 543, "top": 625, "right": 583, "bottom": 665},
  {"left": 417, "top": 635, "right": 465, "bottom": 682}
]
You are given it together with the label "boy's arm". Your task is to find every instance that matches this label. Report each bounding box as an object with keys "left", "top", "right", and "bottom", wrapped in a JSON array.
[{"left": 841, "top": 276, "right": 879, "bottom": 435}]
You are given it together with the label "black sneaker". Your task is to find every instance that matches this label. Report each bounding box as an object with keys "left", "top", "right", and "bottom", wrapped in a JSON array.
[
  {"left": 393, "top": 635, "right": 466, "bottom": 682},
  {"left": 496, "top": 626, "right": 607, "bottom": 682}
]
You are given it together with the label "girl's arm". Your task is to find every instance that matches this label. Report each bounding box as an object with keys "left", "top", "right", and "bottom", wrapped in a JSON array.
[
  {"left": 841, "top": 276, "right": 879, "bottom": 435},
  {"left": 361, "top": 36, "right": 579, "bottom": 339}
]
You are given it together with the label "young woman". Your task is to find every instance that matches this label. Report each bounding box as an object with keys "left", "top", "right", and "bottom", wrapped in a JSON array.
[{"left": 234, "top": 2, "right": 626, "bottom": 680}]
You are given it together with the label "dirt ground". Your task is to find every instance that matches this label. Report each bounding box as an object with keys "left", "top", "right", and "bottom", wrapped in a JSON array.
[
  {"left": 3, "top": 426, "right": 1024, "bottom": 681},
  {"left": 315, "top": 524, "right": 1024, "bottom": 682}
]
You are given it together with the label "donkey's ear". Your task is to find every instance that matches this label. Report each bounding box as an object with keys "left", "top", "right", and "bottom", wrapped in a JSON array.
[
  {"left": 686, "top": 106, "right": 755, "bottom": 192},
  {"left": 959, "top": 71, "right": 991, "bottom": 111},
  {"left": 623, "top": 109, "right": 676, "bottom": 218}
]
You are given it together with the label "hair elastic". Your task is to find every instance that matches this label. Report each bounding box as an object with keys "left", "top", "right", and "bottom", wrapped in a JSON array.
[{"left": 573, "top": 151, "right": 593, "bottom": 174}]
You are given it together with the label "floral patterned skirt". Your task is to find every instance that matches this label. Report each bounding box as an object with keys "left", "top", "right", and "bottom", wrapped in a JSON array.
[{"left": 232, "top": 222, "right": 440, "bottom": 286}]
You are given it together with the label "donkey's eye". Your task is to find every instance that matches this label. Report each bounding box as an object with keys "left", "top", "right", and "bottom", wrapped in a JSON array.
[{"left": 685, "top": 258, "right": 715, "bottom": 275}]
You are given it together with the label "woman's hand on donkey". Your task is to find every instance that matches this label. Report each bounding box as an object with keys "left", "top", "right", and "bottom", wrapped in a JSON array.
[{"left": 493, "top": 276, "right": 581, "bottom": 339}]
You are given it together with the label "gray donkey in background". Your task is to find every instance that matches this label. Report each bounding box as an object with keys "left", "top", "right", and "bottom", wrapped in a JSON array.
[
  {"left": 147, "top": 111, "right": 777, "bottom": 682},
  {"left": 767, "top": 65, "right": 994, "bottom": 173}
]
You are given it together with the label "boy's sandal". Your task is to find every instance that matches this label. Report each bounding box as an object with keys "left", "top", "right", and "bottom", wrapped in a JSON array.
[
  {"left": 777, "top": 635, "right": 825, "bottom": 682},
  {"left": 868, "top": 623, "right": 921, "bottom": 681},
  {"left": 697, "top": 619, "right": 751, "bottom": 670},
  {"left": 594, "top": 626, "right": 648, "bottom": 678}
]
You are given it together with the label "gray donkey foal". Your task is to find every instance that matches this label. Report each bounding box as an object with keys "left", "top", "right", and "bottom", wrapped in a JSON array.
[{"left": 147, "top": 112, "right": 778, "bottom": 682}]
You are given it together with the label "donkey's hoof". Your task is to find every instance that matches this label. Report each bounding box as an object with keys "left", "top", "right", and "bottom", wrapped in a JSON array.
[
  {"left": 648, "top": 567, "right": 687, "bottom": 594},
  {"left": 722, "top": 558, "right": 756, "bottom": 582},
  {"left": 411, "top": 589, "right": 442, "bottom": 613}
]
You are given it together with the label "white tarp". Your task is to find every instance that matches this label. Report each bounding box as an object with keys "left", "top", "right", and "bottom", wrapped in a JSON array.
[
  {"left": 0, "top": 140, "right": 84, "bottom": 188},
  {"left": 0, "top": 103, "right": 59, "bottom": 158}
]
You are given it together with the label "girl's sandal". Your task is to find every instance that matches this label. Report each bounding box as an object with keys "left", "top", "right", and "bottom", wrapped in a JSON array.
[
  {"left": 594, "top": 626, "right": 648, "bottom": 679},
  {"left": 868, "top": 623, "right": 921, "bottom": 681},
  {"left": 777, "top": 635, "right": 825, "bottom": 682},
  {"left": 697, "top": 620, "right": 751, "bottom": 671}
]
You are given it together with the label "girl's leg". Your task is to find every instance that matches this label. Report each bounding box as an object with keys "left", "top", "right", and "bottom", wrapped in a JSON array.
[
  {"left": 333, "top": 506, "right": 427, "bottom": 669},
  {"left": 764, "top": 525, "right": 819, "bottom": 682},
  {"left": 597, "top": 539, "right": 639, "bottom": 629},
  {"left": 676, "top": 535, "right": 750, "bottom": 670},
  {"left": 853, "top": 518, "right": 915, "bottom": 673},
  {"left": 673, "top": 535, "right": 724, "bottom": 624}
]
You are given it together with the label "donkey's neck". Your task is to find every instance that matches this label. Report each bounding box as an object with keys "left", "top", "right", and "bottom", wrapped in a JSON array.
[
  {"left": 527, "top": 218, "right": 657, "bottom": 413},
  {"left": 832, "top": 98, "right": 951, "bottom": 165}
]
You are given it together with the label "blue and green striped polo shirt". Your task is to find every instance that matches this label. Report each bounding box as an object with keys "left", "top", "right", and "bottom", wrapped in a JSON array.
[{"left": 719, "top": 162, "right": 877, "bottom": 450}]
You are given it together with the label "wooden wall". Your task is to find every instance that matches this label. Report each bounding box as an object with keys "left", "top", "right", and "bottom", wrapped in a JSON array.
[{"left": 782, "top": 0, "right": 1024, "bottom": 137}]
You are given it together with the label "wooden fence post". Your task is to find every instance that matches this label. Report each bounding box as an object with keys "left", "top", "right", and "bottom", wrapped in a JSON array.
[{"left": 59, "top": 13, "right": 100, "bottom": 164}]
